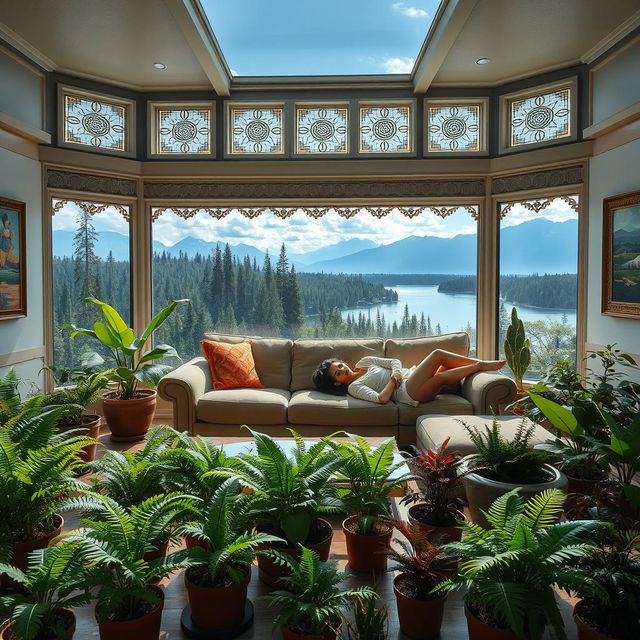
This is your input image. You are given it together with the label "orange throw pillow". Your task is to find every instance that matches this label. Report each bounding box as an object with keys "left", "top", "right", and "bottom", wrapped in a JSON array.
[{"left": 200, "top": 340, "right": 264, "bottom": 390}]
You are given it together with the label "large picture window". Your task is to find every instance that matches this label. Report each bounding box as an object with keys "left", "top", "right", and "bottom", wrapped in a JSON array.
[
  {"left": 151, "top": 205, "right": 479, "bottom": 363},
  {"left": 51, "top": 199, "right": 131, "bottom": 370}
]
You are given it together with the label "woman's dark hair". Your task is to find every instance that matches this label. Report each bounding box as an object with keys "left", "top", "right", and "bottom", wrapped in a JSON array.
[{"left": 312, "top": 359, "right": 348, "bottom": 396}]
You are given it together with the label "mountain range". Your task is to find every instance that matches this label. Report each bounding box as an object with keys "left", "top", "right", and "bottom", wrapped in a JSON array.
[{"left": 52, "top": 218, "right": 578, "bottom": 275}]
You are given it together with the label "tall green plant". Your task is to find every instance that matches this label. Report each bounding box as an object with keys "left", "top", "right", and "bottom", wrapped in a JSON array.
[
  {"left": 340, "top": 600, "right": 389, "bottom": 640},
  {"left": 63, "top": 296, "right": 189, "bottom": 399},
  {"left": 439, "top": 489, "right": 604, "bottom": 640},
  {"left": 504, "top": 307, "right": 531, "bottom": 391}
]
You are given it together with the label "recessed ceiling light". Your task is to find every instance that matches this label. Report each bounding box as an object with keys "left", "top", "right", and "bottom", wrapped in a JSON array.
[
  {"left": 153, "top": 62, "right": 166, "bottom": 70},
  {"left": 476, "top": 58, "right": 491, "bottom": 65}
]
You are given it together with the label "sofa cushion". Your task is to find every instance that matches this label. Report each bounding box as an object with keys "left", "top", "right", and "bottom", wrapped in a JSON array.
[
  {"left": 200, "top": 340, "right": 264, "bottom": 390},
  {"left": 385, "top": 333, "right": 470, "bottom": 366},
  {"left": 290, "top": 338, "right": 384, "bottom": 392},
  {"left": 398, "top": 394, "right": 474, "bottom": 425},
  {"left": 288, "top": 390, "right": 397, "bottom": 426},
  {"left": 416, "top": 414, "right": 549, "bottom": 457},
  {"left": 203, "top": 332, "right": 292, "bottom": 389},
  {"left": 196, "top": 388, "right": 290, "bottom": 425}
]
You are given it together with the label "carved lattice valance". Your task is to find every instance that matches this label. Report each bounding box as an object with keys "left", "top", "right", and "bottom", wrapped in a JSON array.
[{"left": 499, "top": 194, "right": 580, "bottom": 219}]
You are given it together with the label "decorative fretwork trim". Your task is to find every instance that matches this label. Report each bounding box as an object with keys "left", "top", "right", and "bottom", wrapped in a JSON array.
[
  {"left": 499, "top": 194, "right": 580, "bottom": 220},
  {"left": 151, "top": 205, "right": 479, "bottom": 223},
  {"left": 143, "top": 179, "right": 485, "bottom": 200},
  {"left": 491, "top": 166, "right": 583, "bottom": 195},
  {"left": 51, "top": 198, "right": 131, "bottom": 222},
  {"left": 46, "top": 169, "right": 137, "bottom": 197}
]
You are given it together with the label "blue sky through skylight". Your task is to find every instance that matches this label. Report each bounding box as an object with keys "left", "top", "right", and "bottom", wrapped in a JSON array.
[{"left": 201, "top": 0, "right": 441, "bottom": 76}]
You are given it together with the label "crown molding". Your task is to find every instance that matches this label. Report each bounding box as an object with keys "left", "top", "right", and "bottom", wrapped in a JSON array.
[
  {"left": 0, "top": 21, "right": 55, "bottom": 71},
  {"left": 230, "top": 74, "right": 413, "bottom": 92},
  {"left": 581, "top": 8, "right": 640, "bottom": 64},
  {"left": 0, "top": 110, "right": 50, "bottom": 144}
]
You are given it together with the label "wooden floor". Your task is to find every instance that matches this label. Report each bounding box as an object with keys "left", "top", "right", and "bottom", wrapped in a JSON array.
[{"left": 65, "top": 426, "right": 579, "bottom": 639}]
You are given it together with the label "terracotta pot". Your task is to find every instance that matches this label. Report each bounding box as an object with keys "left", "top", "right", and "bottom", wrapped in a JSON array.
[
  {"left": 574, "top": 603, "right": 614, "bottom": 640},
  {"left": 394, "top": 574, "right": 447, "bottom": 640},
  {"left": 342, "top": 515, "right": 392, "bottom": 574},
  {"left": 407, "top": 504, "right": 463, "bottom": 543},
  {"left": 97, "top": 585, "right": 164, "bottom": 640},
  {"left": 184, "top": 535, "right": 207, "bottom": 550},
  {"left": 0, "top": 609, "right": 75, "bottom": 640},
  {"left": 462, "top": 460, "right": 567, "bottom": 527},
  {"left": 144, "top": 540, "right": 168, "bottom": 585},
  {"left": 185, "top": 565, "right": 250, "bottom": 630},
  {"left": 58, "top": 414, "right": 101, "bottom": 463},
  {"left": 464, "top": 605, "right": 541, "bottom": 640},
  {"left": 257, "top": 518, "right": 333, "bottom": 587},
  {"left": 102, "top": 390, "right": 157, "bottom": 442},
  {"left": 280, "top": 624, "right": 337, "bottom": 640},
  {"left": 565, "top": 474, "right": 605, "bottom": 496}
]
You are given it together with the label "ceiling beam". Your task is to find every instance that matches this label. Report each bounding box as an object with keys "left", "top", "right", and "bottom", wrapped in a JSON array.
[
  {"left": 411, "top": 0, "right": 478, "bottom": 94},
  {"left": 163, "top": 0, "right": 231, "bottom": 96}
]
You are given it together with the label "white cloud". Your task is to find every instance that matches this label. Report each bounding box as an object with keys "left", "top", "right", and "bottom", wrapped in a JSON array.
[
  {"left": 381, "top": 56, "right": 415, "bottom": 74},
  {"left": 230, "top": 68, "right": 238, "bottom": 76},
  {"left": 392, "top": 2, "right": 429, "bottom": 18}
]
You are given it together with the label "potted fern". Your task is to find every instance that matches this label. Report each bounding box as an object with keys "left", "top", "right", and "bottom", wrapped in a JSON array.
[
  {"left": 333, "top": 435, "right": 413, "bottom": 573},
  {"left": 64, "top": 492, "right": 195, "bottom": 640},
  {"left": 504, "top": 306, "right": 531, "bottom": 396},
  {"left": 0, "top": 544, "right": 91, "bottom": 640},
  {"left": 179, "top": 478, "right": 283, "bottom": 632},
  {"left": 261, "top": 546, "right": 376, "bottom": 640},
  {"left": 440, "top": 489, "right": 604, "bottom": 640},
  {"left": 63, "top": 297, "right": 188, "bottom": 442},
  {"left": 339, "top": 600, "right": 389, "bottom": 640},
  {"left": 224, "top": 428, "right": 343, "bottom": 586},
  {"left": 386, "top": 520, "right": 453, "bottom": 640},
  {"left": 460, "top": 417, "right": 567, "bottom": 526}
]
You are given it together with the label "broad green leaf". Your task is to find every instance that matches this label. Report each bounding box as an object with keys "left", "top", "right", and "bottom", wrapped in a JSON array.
[
  {"left": 139, "top": 299, "right": 189, "bottom": 343},
  {"left": 528, "top": 393, "right": 582, "bottom": 436},
  {"left": 93, "top": 321, "right": 122, "bottom": 348},
  {"left": 139, "top": 344, "right": 179, "bottom": 364},
  {"left": 133, "top": 364, "right": 172, "bottom": 387}
]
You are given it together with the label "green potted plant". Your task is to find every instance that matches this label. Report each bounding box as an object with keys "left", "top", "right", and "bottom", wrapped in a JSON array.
[
  {"left": 439, "top": 489, "right": 604, "bottom": 640},
  {"left": 333, "top": 435, "right": 413, "bottom": 573},
  {"left": 339, "top": 600, "right": 388, "bottom": 640},
  {"left": 179, "top": 478, "right": 283, "bottom": 632},
  {"left": 402, "top": 437, "right": 477, "bottom": 543},
  {"left": 63, "top": 296, "right": 189, "bottom": 442},
  {"left": 573, "top": 527, "right": 640, "bottom": 640},
  {"left": 504, "top": 307, "right": 531, "bottom": 396},
  {"left": 460, "top": 417, "right": 566, "bottom": 526},
  {"left": 0, "top": 544, "right": 91, "bottom": 640},
  {"left": 262, "top": 546, "right": 375, "bottom": 640},
  {"left": 64, "top": 492, "right": 194, "bottom": 640},
  {"left": 225, "top": 428, "right": 343, "bottom": 586},
  {"left": 386, "top": 519, "right": 453, "bottom": 640}
]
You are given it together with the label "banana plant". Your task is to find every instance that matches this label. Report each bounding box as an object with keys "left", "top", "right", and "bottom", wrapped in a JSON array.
[
  {"left": 504, "top": 307, "right": 531, "bottom": 391},
  {"left": 63, "top": 297, "right": 189, "bottom": 399}
]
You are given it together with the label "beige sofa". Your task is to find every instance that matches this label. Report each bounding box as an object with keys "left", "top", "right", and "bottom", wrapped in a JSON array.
[{"left": 158, "top": 332, "right": 516, "bottom": 446}]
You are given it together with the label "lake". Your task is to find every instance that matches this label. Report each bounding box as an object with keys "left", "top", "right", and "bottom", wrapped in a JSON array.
[{"left": 325, "top": 284, "right": 577, "bottom": 333}]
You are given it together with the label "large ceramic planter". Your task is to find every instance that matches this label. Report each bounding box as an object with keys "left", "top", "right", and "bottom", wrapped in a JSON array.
[
  {"left": 280, "top": 625, "right": 337, "bottom": 640},
  {"left": 462, "top": 459, "right": 567, "bottom": 527},
  {"left": 185, "top": 565, "right": 250, "bottom": 630},
  {"left": 574, "top": 602, "right": 614, "bottom": 640},
  {"left": 565, "top": 473, "right": 606, "bottom": 496},
  {"left": 342, "top": 515, "right": 392, "bottom": 574},
  {"left": 58, "top": 414, "right": 101, "bottom": 463},
  {"left": 257, "top": 518, "right": 333, "bottom": 587},
  {"left": 97, "top": 585, "right": 164, "bottom": 640},
  {"left": 465, "top": 605, "right": 541, "bottom": 640},
  {"left": 407, "top": 503, "right": 463, "bottom": 543},
  {"left": 102, "top": 390, "right": 157, "bottom": 442},
  {"left": 0, "top": 609, "right": 75, "bottom": 640},
  {"left": 394, "top": 574, "right": 447, "bottom": 640}
]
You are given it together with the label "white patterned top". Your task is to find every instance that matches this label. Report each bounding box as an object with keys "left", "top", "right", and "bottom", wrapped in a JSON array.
[{"left": 348, "top": 356, "right": 410, "bottom": 404}]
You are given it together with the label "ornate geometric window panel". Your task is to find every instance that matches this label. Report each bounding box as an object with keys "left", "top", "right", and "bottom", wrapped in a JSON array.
[
  {"left": 149, "top": 102, "right": 214, "bottom": 157},
  {"left": 296, "top": 105, "right": 348, "bottom": 154},
  {"left": 229, "top": 104, "right": 284, "bottom": 154},
  {"left": 359, "top": 102, "right": 413, "bottom": 154},
  {"left": 59, "top": 86, "right": 135, "bottom": 156},
  {"left": 425, "top": 99, "right": 487, "bottom": 154}
]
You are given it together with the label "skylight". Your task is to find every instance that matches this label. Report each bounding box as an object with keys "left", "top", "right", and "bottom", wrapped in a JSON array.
[{"left": 201, "top": 0, "right": 441, "bottom": 76}]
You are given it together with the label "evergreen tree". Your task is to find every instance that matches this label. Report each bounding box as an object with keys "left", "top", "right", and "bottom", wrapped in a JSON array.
[
  {"left": 282, "top": 265, "right": 303, "bottom": 334},
  {"left": 223, "top": 244, "right": 235, "bottom": 308}
]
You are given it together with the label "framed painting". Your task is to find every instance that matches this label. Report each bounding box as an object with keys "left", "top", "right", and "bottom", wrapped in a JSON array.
[
  {"left": 0, "top": 198, "right": 26, "bottom": 320},
  {"left": 602, "top": 190, "right": 640, "bottom": 318}
]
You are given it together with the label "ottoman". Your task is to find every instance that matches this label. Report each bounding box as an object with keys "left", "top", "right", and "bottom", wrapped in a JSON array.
[{"left": 416, "top": 414, "right": 550, "bottom": 456}]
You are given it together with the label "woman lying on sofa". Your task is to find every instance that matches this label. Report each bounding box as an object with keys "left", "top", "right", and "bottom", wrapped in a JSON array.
[{"left": 312, "top": 349, "right": 506, "bottom": 405}]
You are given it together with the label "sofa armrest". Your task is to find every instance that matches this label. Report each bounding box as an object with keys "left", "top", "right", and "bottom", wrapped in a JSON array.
[
  {"left": 157, "top": 357, "right": 211, "bottom": 434},
  {"left": 460, "top": 371, "right": 516, "bottom": 415}
]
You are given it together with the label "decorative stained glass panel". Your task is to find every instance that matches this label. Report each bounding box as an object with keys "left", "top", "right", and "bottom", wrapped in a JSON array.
[
  {"left": 296, "top": 106, "right": 348, "bottom": 154},
  {"left": 230, "top": 106, "right": 283, "bottom": 154},
  {"left": 64, "top": 95, "right": 126, "bottom": 151},
  {"left": 510, "top": 88, "right": 570, "bottom": 147},
  {"left": 427, "top": 105, "right": 480, "bottom": 152},
  {"left": 157, "top": 108, "right": 211, "bottom": 154},
  {"left": 359, "top": 105, "right": 411, "bottom": 153}
]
